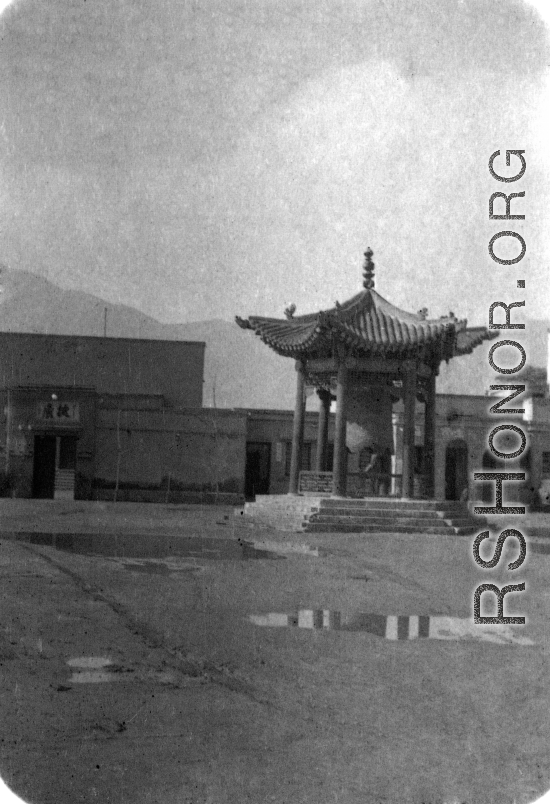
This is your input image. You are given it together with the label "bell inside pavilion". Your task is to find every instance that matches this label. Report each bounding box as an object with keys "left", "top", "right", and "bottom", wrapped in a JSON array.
[{"left": 236, "top": 249, "right": 496, "bottom": 501}]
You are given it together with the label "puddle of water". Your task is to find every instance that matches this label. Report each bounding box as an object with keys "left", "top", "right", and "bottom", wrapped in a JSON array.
[
  {"left": 119, "top": 560, "right": 171, "bottom": 575},
  {"left": 110, "top": 558, "right": 207, "bottom": 576},
  {"left": 248, "top": 541, "right": 319, "bottom": 557},
  {"left": 249, "top": 610, "right": 534, "bottom": 645},
  {"left": 23, "top": 532, "right": 283, "bottom": 561},
  {"left": 67, "top": 656, "right": 122, "bottom": 684},
  {"left": 67, "top": 657, "right": 112, "bottom": 669},
  {"left": 70, "top": 670, "right": 120, "bottom": 684},
  {"left": 65, "top": 657, "right": 189, "bottom": 686}
]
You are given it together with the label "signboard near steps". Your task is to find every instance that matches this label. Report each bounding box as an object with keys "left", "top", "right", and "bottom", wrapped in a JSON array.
[{"left": 298, "top": 471, "right": 333, "bottom": 495}]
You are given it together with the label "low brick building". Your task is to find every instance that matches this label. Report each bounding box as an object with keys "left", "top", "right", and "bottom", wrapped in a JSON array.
[{"left": 0, "top": 333, "right": 246, "bottom": 503}]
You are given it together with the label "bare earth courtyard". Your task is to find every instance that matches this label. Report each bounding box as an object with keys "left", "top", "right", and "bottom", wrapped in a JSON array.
[{"left": 1, "top": 500, "right": 550, "bottom": 804}]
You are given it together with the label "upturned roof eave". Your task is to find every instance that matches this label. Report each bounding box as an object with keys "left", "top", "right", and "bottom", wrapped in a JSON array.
[
  {"left": 454, "top": 326, "right": 500, "bottom": 356},
  {"left": 235, "top": 273, "right": 492, "bottom": 359}
]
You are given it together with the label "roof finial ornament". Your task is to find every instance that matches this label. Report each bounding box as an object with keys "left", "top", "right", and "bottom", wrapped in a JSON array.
[
  {"left": 284, "top": 303, "right": 296, "bottom": 319},
  {"left": 418, "top": 307, "right": 428, "bottom": 320},
  {"left": 362, "top": 247, "right": 375, "bottom": 290}
]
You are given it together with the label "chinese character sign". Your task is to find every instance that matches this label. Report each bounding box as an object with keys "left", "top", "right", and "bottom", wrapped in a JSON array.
[{"left": 38, "top": 401, "right": 79, "bottom": 421}]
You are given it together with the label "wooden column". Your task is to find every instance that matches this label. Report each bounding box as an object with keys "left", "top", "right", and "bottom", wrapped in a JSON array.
[
  {"left": 402, "top": 363, "right": 417, "bottom": 499},
  {"left": 288, "top": 361, "right": 306, "bottom": 495},
  {"left": 332, "top": 361, "right": 348, "bottom": 497},
  {"left": 315, "top": 389, "right": 331, "bottom": 472},
  {"left": 423, "top": 372, "right": 437, "bottom": 499}
]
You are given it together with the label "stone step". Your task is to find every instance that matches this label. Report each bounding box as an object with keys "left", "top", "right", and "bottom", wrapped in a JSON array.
[
  {"left": 243, "top": 495, "right": 484, "bottom": 535},
  {"left": 308, "top": 521, "right": 478, "bottom": 533},
  {"left": 318, "top": 498, "right": 468, "bottom": 511},
  {"left": 252, "top": 495, "right": 324, "bottom": 505},
  {"left": 312, "top": 505, "right": 475, "bottom": 520},
  {"left": 244, "top": 499, "right": 314, "bottom": 507},
  {"left": 250, "top": 497, "right": 463, "bottom": 510},
  {"left": 241, "top": 515, "right": 308, "bottom": 530},
  {"left": 315, "top": 507, "right": 479, "bottom": 519},
  {"left": 244, "top": 506, "right": 316, "bottom": 516},
  {"left": 54, "top": 469, "right": 75, "bottom": 490},
  {"left": 243, "top": 504, "right": 309, "bottom": 513},
  {"left": 242, "top": 516, "right": 307, "bottom": 527},
  {"left": 305, "top": 522, "right": 476, "bottom": 535},
  {"left": 249, "top": 505, "right": 472, "bottom": 519},
  {"left": 308, "top": 514, "right": 480, "bottom": 528}
]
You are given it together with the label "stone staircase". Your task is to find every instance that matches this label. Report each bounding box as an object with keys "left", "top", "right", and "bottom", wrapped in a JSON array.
[
  {"left": 53, "top": 469, "right": 75, "bottom": 501},
  {"left": 242, "top": 495, "right": 485, "bottom": 536}
]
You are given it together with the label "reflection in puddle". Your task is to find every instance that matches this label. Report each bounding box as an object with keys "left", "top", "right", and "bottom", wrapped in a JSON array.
[
  {"left": 249, "top": 611, "right": 534, "bottom": 645},
  {"left": 21, "top": 533, "right": 283, "bottom": 561},
  {"left": 120, "top": 560, "right": 171, "bottom": 575},
  {"left": 249, "top": 541, "right": 319, "bottom": 557},
  {"left": 65, "top": 657, "right": 188, "bottom": 686},
  {"left": 67, "top": 657, "right": 112, "bottom": 669},
  {"left": 67, "top": 656, "right": 124, "bottom": 684},
  {"left": 70, "top": 670, "right": 119, "bottom": 684}
]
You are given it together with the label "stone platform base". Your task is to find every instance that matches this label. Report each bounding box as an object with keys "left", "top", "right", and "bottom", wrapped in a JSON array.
[{"left": 242, "top": 495, "right": 485, "bottom": 535}]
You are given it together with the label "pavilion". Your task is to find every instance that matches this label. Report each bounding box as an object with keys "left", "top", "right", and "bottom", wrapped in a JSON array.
[{"left": 236, "top": 249, "right": 496, "bottom": 500}]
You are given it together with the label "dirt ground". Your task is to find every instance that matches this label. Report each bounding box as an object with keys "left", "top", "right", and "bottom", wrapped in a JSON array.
[{"left": 1, "top": 500, "right": 550, "bottom": 804}]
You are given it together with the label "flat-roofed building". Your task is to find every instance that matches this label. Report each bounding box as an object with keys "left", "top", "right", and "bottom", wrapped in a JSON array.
[{"left": 0, "top": 333, "right": 246, "bottom": 502}]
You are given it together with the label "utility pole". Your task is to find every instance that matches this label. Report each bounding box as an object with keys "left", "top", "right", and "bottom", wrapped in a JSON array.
[{"left": 114, "top": 408, "right": 121, "bottom": 503}]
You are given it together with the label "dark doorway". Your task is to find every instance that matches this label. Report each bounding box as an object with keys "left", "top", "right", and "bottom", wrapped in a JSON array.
[
  {"left": 59, "top": 436, "right": 77, "bottom": 470},
  {"left": 245, "top": 442, "right": 271, "bottom": 500},
  {"left": 32, "top": 435, "right": 57, "bottom": 499},
  {"left": 325, "top": 442, "right": 334, "bottom": 473},
  {"left": 445, "top": 439, "right": 468, "bottom": 500}
]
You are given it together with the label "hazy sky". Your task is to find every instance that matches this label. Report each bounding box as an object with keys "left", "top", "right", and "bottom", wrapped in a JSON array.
[{"left": 1, "top": 0, "right": 549, "bottom": 325}]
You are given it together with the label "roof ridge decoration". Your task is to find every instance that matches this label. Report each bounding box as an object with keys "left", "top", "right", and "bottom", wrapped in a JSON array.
[
  {"left": 235, "top": 247, "right": 499, "bottom": 361},
  {"left": 362, "top": 247, "right": 375, "bottom": 289}
]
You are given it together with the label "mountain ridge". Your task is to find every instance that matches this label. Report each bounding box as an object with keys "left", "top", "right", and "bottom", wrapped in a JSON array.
[{"left": 0, "top": 265, "right": 296, "bottom": 409}]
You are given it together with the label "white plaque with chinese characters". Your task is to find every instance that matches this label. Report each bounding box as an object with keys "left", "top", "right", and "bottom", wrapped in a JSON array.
[{"left": 38, "top": 401, "right": 80, "bottom": 422}]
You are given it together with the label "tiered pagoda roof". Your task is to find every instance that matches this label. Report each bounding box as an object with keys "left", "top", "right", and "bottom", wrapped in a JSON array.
[{"left": 236, "top": 249, "right": 497, "bottom": 364}]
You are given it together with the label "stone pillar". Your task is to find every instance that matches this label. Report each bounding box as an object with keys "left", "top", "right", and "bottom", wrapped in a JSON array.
[
  {"left": 391, "top": 412, "right": 398, "bottom": 496},
  {"left": 315, "top": 389, "right": 331, "bottom": 472},
  {"left": 402, "top": 363, "right": 417, "bottom": 499},
  {"left": 288, "top": 361, "right": 306, "bottom": 495},
  {"left": 332, "top": 361, "right": 348, "bottom": 497},
  {"left": 423, "top": 372, "right": 437, "bottom": 499}
]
